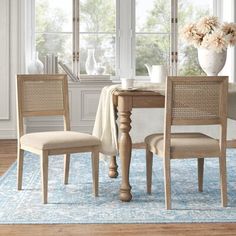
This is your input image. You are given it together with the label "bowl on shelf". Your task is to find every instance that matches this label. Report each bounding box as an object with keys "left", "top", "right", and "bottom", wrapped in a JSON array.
[{"left": 95, "top": 63, "right": 106, "bottom": 75}]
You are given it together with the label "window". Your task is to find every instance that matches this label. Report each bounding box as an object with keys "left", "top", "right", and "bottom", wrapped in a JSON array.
[
  {"left": 32, "top": 0, "right": 217, "bottom": 79},
  {"left": 135, "top": 0, "right": 171, "bottom": 76},
  {"left": 34, "top": 0, "right": 116, "bottom": 77},
  {"left": 178, "top": 0, "right": 214, "bottom": 75},
  {"left": 35, "top": 0, "right": 73, "bottom": 73},
  {"left": 133, "top": 0, "right": 214, "bottom": 76},
  {"left": 79, "top": 0, "right": 116, "bottom": 75}
]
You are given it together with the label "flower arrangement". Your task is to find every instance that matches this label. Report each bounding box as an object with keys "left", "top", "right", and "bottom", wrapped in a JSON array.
[{"left": 181, "top": 16, "right": 236, "bottom": 53}]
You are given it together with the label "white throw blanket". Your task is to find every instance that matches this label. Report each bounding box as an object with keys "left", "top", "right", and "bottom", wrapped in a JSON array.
[
  {"left": 92, "top": 84, "right": 120, "bottom": 155},
  {"left": 93, "top": 82, "right": 236, "bottom": 155}
]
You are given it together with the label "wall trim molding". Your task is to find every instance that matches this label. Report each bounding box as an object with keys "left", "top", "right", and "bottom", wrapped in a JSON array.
[
  {"left": 0, "top": 129, "right": 16, "bottom": 139},
  {"left": 0, "top": 0, "right": 10, "bottom": 120}
]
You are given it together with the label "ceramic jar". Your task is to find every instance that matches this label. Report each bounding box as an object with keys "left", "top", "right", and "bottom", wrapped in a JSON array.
[
  {"left": 28, "top": 52, "right": 44, "bottom": 74},
  {"left": 85, "top": 48, "right": 97, "bottom": 75}
]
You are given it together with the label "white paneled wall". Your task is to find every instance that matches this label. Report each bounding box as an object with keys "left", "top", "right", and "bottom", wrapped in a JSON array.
[
  {"left": 0, "top": 0, "right": 9, "bottom": 120},
  {"left": 0, "top": 0, "right": 18, "bottom": 138}
]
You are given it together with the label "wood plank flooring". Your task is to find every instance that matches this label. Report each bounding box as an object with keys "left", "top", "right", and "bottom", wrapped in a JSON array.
[{"left": 1, "top": 139, "right": 236, "bottom": 236}]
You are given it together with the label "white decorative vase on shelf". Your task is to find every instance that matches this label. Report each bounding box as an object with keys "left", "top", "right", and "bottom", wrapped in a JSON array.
[
  {"left": 197, "top": 47, "right": 227, "bottom": 76},
  {"left": 85, "top": 48, "right": 97, "bottom": 75},
  {"left": 27, "top": 51, "right": 44, "bottom": 74}
]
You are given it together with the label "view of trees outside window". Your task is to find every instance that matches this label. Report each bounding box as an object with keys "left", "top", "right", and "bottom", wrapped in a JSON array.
[
  {"left": 35, "top": 0, "right": 73, "bottom": 72},
  {"left": 80, "top": 0, "right": 116, "bottom": 75},
  {"left": 135, "top": 0, "right": 171, "bottom": 76},
  {"left": 35, "top": 0, "right": 115, "bottom": 75},
  {"left": 135, "top": 0, "right": 213, "bottom": 76},
  {"left": 178, "top": 0, "right": 213, "bottom": 75},
  {"left": 35, "top": 0, "right": 213, "bottom": 77}
]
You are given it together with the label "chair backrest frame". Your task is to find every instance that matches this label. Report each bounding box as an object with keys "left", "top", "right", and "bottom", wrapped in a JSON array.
[
  {"left": 16, "top": 74, "right": 70, "bottom": 139},
  {"left": 163, "top": 76, "right": 228, "bottom": 158}
]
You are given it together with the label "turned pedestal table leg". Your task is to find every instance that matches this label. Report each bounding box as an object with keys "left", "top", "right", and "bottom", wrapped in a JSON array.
[
  {"left": 109, "top": 107, "right": 119, "bottom": 178},
  {"left": 118, "top": 96, "right": 132, "bottom": 202}
]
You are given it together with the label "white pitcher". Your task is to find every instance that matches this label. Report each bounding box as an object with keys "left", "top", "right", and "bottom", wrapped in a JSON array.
[{"left": 145, "top": 64, "right": 167, "bottom": 83}]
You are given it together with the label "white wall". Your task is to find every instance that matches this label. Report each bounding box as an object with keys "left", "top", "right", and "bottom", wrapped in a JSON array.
[
  {"left": 0, "top": 0, "right": 39, "bottom": 139},
  {"left": 0, "top": 0, "right": 18, "bottom": 138},
  {"left": 0, "top": 0, "right": 9, "bottom": 120}
]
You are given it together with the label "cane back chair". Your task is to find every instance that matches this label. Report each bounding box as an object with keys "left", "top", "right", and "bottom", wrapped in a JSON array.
[
  {"left": 145, "top": 76, "right": 228, "bottom": 209},
  {"left": 16, "top": 74, "right": 101, "bottom": 203}
]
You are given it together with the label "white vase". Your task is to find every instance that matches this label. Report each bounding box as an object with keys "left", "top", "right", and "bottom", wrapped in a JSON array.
[
  {"left": 28, "top": 52, "right": 44, "bottom": 74},
  {"left": 197, "top": 47, "right": 227, "bottom": 76},
  {"left": 85, "top": 48, "right": 97, "bottom": 75}
]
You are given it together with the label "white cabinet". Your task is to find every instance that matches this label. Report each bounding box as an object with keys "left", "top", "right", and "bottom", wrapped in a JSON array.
[{"left": 69, "top": 81, "right": 112, "bottom": 133}]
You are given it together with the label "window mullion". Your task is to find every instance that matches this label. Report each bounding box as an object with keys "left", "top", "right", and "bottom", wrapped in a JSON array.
[
  {"left": 214, "top": 0, "right": 222, "bottom": 19},
  {"left": 171, "top": 0, "right": 177, "bottom": 76},
  {"left": 119, "top": 0, "right": 133, "bottom": 78},
  {"left": 116, "top": 0, "right": 121, "bottom": 77},
  {"left": 130, "top": 0, "right": 135, "bottom": 78},
  {"left": 26, "top": 0, "right": 35, "bottom": 72},
  {"left": 73, "top": 0, "right": 80, "bottom": 76}
]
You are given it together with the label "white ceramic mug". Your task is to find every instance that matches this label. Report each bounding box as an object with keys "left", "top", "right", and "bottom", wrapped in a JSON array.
[{"left": 121, "top": 78, "right": 134, "bottom": 89}]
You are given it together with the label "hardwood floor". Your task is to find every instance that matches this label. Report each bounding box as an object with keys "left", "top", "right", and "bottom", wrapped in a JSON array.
[
  {"left": 1, "top": 139, "right": 236, "bottom": 236},
  {"left": 0, "top": 139, "right": 17, "bottom": 176}
]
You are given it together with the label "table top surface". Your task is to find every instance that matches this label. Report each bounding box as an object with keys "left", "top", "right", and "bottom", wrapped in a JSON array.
[{"left": 113, "top": 89, "right": 164, "bottom": 96}]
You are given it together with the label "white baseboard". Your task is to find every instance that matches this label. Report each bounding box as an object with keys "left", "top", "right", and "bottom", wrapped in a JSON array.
[{"left": 0, "top": 129, "right": 17, "bottom": 139}]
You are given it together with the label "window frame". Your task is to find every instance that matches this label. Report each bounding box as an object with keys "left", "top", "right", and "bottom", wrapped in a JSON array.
[{"left": 27, "top": 0, "right": 236, "bottom": 81}]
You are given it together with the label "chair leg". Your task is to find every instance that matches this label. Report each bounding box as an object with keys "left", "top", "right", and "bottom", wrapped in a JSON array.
[
  {"left": 64, "top": 154, "right": 70, "bottom": 184},
  {"left": 41, "top": 150, "right": 49, "bottom": 204},
  {"left": 91, "top": 149, "right": 99, "bottom": 196},
  {"left": 198, "top": 158, "right": 204, "bottom": 192},
  {"left": 17, "top": 148, "right": 24, "bottom": 190},
  {"left": 219, "top": 154, "right": 227, "bottom": 207},
  {"left": 146, "top": 148, "right": 153, "bottom": 194},
  {"left": 163, "top": 157, "right": 171, "bottom": 210}
]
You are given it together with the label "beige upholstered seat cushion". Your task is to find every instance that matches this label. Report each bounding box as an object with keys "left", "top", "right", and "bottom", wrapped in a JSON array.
[
  {"left": 20, "top": 131, "right": 101, "bottom": 150},
  {"left": 145, "top": 132, "right": 220, "bottom": 159}
]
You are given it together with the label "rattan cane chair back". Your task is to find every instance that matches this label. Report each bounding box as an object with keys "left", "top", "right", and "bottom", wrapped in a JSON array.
[
  {"left": 21, "top": 78, "right": 64, "bottom": 114},
  {"left": 169, "top": 77, "right": 224, "bottom": 125},
  {"left": 17, "top": 74, "right": 70, "bottom": 137}
]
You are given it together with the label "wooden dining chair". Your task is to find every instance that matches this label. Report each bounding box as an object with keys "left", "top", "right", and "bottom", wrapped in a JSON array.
[
  {"left": 16, "top": 74, "right": 101, "bottom": 204},
  {"left": 145, "top": 76, "right": 228, "bottom": 210}
]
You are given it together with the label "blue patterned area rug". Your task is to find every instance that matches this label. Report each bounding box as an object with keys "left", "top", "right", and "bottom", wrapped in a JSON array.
[{"left": 1, "top": 149, "right": 236, "bottom": 224}]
